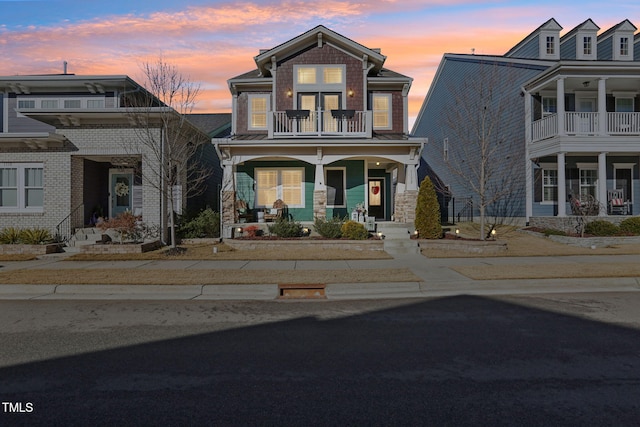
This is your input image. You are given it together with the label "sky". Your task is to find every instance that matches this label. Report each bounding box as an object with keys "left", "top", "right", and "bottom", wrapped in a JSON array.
[{"left": 1, "top": 0, "right": 639, "bottom": 126}]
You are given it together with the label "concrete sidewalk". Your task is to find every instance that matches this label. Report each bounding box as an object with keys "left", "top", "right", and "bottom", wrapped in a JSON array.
[{"left": 0, "top": 251, "right": 639, "bottom": 300}]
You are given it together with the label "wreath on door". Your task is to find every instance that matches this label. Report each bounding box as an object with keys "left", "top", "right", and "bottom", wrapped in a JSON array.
[{"left": 115, "top": 182, "right": 130, "bottom": 197}]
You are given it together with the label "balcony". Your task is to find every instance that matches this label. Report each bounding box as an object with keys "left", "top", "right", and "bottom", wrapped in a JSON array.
[
  {"left": 532, "top": 112, "right": 640, "bottom": 142},
  {"left": 268, "top": 110, "right": 372, "bottom": 139}
]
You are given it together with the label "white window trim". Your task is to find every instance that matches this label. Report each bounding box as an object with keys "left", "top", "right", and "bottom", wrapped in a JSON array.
[
  {"left": 255, "top": 167, "right": 305, "bottom": 208},
  {"left": 372, "top": 93, "right": 392, "bottom": 130},
  {"left": 0, "top": 162, "right": 44, "bottom": 213},
  {"left": 539, "top": 163, "right": 558, "bottom": 205},
  {"left": 247, "top": 94, "right": 270, "bottom": 131},
  {"left": 539, "top": 31, "right": 559, "bottom": 59},
  {"left": 613, "top": 163, "right": 636, "bottom": 203},
  {"left": 325, "top": 167, "right": 346, "bottom": 208},
  {"left": 576, "top": 163, "right": 598, "bottom": 199}
]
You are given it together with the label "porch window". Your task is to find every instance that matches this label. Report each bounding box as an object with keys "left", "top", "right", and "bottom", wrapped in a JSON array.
[
  {"left": 255, "top": 168, "right": 304, "bottom": 208},
  {"left": 542, "top": 168, "right": 558, "bottom": 203},
  {"left": 372, "top": 94, "right": 392, "bottom": 130},
  {"left": 325, "top": 168, "right": 346, "bottom": 207},
  {"left": 579, "top": 168, "right": 597, "bottom": 198},
  {"left": 0, "top": 163, "right": 44, "bottom": 212},
  {"left": 542, "top": 97, "right": 557, "bottom": 116},
  {"left": 615, "top": 97, "right": 634, "bottom": 112},
  {"left": 248, "top": 94, "right": 269, "bottom": 130}
]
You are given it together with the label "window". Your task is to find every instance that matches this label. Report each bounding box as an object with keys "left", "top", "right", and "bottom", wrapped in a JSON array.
[
  {"left": 620, "top": 37, "right": 629, "bottom": 56},
  {"left": 64, "top": 99, "right": 81, "bottom": 109},
  {"left": 325, "top": 168, "right": 345, "bottom": 207},
  {"left": 0, "top": 163, "right": 44, "bottom": 212},
  {"left": 579, "top": 168, "right": 597, "bottom": 198},
  {"left": 583, "top": 36, "right": 592, "bottom": 55},
  {"left": 616, "top": 97, "right": 634, "bottom": 113},
  {"left": 297, "top": 68, "right": 317, "bottom": 84},
  {"left": 248, "top": 94, "right": 269, "bottom": 130},
  {"left": 41, "top": 99, "right": 59, "bottom": 109},
  {"left": 542, "top": 97, "right": 557, "bottom": 116},
  {"left": 87, "top": 99, "right": 105, "bottom": 108},
  {"left": 323, "top": 67, "right": 343, "bottom": 84},
  {"left": 17, "top": 100, "right": 35, "bottom": 109},
  {"left": 542, "top": 168, "right": 558, "bottom": 203},
  {"left": 255, "top": 168, "right": 304, "bottom": 207},
  {"left": 546, "top": 36, "right": 555, "bottom": 54},
  {"left": 372, "top": 94, "right": 392, "bottom": 130}
]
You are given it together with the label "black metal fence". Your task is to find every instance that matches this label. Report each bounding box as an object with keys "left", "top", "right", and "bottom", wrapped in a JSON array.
[{"left": 439, "top": 196, "right": 473, "bottom": 225}]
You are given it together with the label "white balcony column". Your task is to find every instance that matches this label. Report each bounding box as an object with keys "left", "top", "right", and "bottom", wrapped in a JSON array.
[
  {"left": 598, "top": 152, "right": 607, "bottom": 216},
  {"left": 598, "top": 78, "right": 607, "bottom": 135},
  {"left": 557, "top": 153, "right": 566, "bottom": 217},
  {"left": 557, "top": 77, "right": 566, "bottom": 136}
]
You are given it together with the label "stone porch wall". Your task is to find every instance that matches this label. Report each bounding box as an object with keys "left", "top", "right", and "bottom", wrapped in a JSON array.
[
  {"left": 393, "top": 190, "right": 417, "bottom": 223},
  {"left": 314, "top": 189, "right": 327, "bottom": 219}
]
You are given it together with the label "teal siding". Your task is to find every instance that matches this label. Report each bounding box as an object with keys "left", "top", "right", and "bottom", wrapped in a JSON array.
[{"left": 326, "top": 160, "right": 365, "bottom": 219}]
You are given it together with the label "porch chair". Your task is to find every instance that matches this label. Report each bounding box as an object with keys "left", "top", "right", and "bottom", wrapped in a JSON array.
[
  {"left": 607, "top": 189, "right": 627, "bottom": 215},
  {"left": 263, "top": 199, "right": 290, "bottom": 222}
]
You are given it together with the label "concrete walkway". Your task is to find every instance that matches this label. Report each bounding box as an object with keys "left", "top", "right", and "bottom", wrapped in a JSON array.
[{"left": 0, "top": 251, "right": 639, "bottom": 300}]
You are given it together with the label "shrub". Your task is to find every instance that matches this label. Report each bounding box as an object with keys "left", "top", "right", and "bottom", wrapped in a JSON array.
[
  {"left": 543, "top": 229, "right": 567, "bottom": 237},
  {"left": 415, "top": 177, "right": 442, "bottom": 239},
  {"left": 0, "top": 227, "right": 23, "bottom": 244},
  {"left": 19, "top": 228, "right": 53, "bottom": 244},
  {"left": 313, "top": 216, "right": 344, "bottom": 239},
  {"left": 98, "top": 211, "right": 143, "bottom": 243},
  {"left": 584, "top": 220, "right": 619, "bottom": 236},
  {"left": 178, "top": 208, "right": 220, "bottom": 238},
  {"left": 268, "top": 218, "right": 303, "bottom": 238},
  {"left": 243, "top": 225, "right": 262, "bottom": 237},
  {"left": 619, "top": 217, "right": 640, "bottom": 235},
  {"left": 341, "top": 220, "right": 369, "bottom": 240}
]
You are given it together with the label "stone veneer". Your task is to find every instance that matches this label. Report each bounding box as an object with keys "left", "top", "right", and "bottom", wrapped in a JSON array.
[
  {"left": 313, "top": 189, "right": 327, "bottom": 219},
  {"left": 393, "top": 191, "right": 418, "bottom": 223}
]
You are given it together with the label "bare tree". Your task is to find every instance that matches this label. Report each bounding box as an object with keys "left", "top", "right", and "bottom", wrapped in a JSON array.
[
  {"left": 441, "top": 62, "right": 525, "bottom": 240},
  {"left": 124, "top": 57, "right": 211, "bottom": 249}
]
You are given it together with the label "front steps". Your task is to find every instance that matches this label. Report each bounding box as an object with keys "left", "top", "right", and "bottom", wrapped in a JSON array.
[
  {"left": 376, "top": 222, "right": 420, "bottom": 255},
  {"left": 66, "top": 227, "right": 107, "bottom": 251}
]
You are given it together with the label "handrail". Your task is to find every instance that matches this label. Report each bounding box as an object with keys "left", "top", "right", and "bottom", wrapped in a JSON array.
[{"left": 55, "top": 204, "right": 84, "bottom": 243}]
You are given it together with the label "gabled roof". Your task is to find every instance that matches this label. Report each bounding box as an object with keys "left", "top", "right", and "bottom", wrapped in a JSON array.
[
  {"left": 560, "top": 18, "right": 600, "bottom": 42},
  {"left": 598, "top": 19, "right": 637, "bottom": 41},
  {"left": 187, "top": 113, "right": 231, "bottom": 138},
  {"left": 253, "top": 25, "right": 387, "bottom": 77},
  {"left": 505, "top": 18, "right": 562, "bottom": 57}
]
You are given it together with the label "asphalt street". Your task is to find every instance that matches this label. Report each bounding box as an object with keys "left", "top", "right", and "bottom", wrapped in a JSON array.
[{"left": 1, "top": 293, "right": 640, "bottom": 426}]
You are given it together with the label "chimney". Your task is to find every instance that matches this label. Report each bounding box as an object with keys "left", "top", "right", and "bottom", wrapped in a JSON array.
[{"left": 63, "top": 61, "right": 68, "bottom": 74}]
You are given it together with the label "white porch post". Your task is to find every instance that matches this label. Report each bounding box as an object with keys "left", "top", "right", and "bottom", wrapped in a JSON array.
[
  {"left": 396, "top": 165, "right": 406, "bottom": 194},
  {"left": 598, "top": 152, "right": 607, "bottom": 216},
  {"left": 557, "top": 78, "right": 566, "bottom": 136},
  {"left": 598, "top": 78, "right": 607, "bottom": 135},
  {"left": 314, "top": 163, "right": 325, "bottom": 190},
  {"left": 406, "top": 163, "right": 419, "bottom": 191},
  {"left": 525, "top": 91, "right": 533, "bottom": 222},
  {"left": 557, "top": 153, "right": 566, "bottom": 217}
]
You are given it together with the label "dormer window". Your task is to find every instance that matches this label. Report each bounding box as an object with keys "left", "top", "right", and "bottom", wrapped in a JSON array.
[
  {"left": 583, "top": 36, "right": 592, "bottom": 55},
  {"left": 546, "top": 36, "right": 555, "bottom": 54},
  {"left": 620, "top": 37, "right": 629, "bottom": 56}
]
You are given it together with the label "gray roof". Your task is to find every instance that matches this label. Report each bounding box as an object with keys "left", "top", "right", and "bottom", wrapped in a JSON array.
[{"left": 187, "top": 113, "right": 232, "bottom": 137}]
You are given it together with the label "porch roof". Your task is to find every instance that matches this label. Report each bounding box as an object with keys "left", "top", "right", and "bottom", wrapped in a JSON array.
[{"left": 0, "top": 132, "right": 66, "bottom": 149}]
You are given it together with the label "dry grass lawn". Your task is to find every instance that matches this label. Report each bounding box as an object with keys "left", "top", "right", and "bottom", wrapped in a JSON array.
[{"left": 452, "top": 263, "right": 640, "bottom": 281}]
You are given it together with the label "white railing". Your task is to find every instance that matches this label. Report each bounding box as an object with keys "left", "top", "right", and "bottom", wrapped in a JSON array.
[
  {"left": 269, "top": 110, "right": 372, "bottom": 138},
  {"left": 532, "top": 112, "right": 640, "bottom": 142},
  {"left": 565, "top": 112, "right": 598, "bottom": 135},
  {"left": 532, "top": 114, "right": 557, "bottom": 141},
  {"left": 608, "top": 112, "right": 640, "bottom": 134}
]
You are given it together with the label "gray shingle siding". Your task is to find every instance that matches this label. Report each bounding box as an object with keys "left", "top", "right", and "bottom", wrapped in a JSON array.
[
  {"left": 508, "top": 36, "right": 539, "bottom": 59},
  {"left": 560, "top": 35, "right": 577, "bottom": 59},
  {"left": 413, "top": 56, "right": 548, "bottom": 220},
  {"left": 597, "top": 37, "right": 613, "bottom": 60}
]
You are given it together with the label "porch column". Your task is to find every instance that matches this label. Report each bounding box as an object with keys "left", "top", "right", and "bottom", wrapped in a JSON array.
[
  {"left": 557, "top": 153, "right": 566, "bottom": 217},
  {"left": 598, "top": 78, "right": 607, "bottom": 135},
  {"left": 557, "top": 77, "right": 566, "bottom": 136},
  {"left": 313, "top": 162, "right": 327, "bottom": 219},
  {"left": 221, "top": 163, "right": 236, "bottom": 237},
  {"left": 598, "top": 152, "right": 607, "bottom": 216},
  {"left": 406, "top": 163, "right": 419, "bottom": 191},
  {"left": 525, "top": 92, "right": 533, "bottom": 222}
]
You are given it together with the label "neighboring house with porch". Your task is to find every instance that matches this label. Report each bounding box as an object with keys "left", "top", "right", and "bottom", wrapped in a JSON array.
[
  {"left": 0, "top": 74, "right": 219, "bottom": 243},
  {"left": 213, "top": 26, "right": 425, "bottom": 237},
  {"left": 413, "top": 18, "right": 640, "bottom": 229}
]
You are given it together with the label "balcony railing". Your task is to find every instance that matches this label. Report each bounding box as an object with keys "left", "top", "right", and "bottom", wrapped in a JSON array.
[
  {"left": 531, "top": 112, "right": 640, "bottom": 142},
  {"left": 268, "top": 110, "right": 372, "bottom": 138}
]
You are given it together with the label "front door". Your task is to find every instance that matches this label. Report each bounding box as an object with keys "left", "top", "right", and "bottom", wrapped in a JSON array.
[
  {"left": 109, "top": 169, "right": 133, "bottom": 218},
  {"left": 368, "top": 179, "right": 385, "bottom": 220}
]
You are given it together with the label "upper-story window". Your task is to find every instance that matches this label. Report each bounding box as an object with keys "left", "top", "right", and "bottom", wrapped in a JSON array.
[
  {"left": 583, "top": 36, "right": 592, "bottom": 55},
  {"left": 296, "top": 66, "right": 344, "bottom": 85},
  {"left": 372, "top": 93, "right": 392, "bottom": 130},
  {"left": 620, "top": 37, "right": 629, "bottom": 56},
  {"left": 248, "top": 94, "right": 269, "bottom": 130},
  {"left": 546, "top": 36, "right": 555, "bottom": 55},
  {"left": 542, "top": 96, "right": 557, "bottom": 117},
  {"left": 16, "top": 97, "right": 106, "bottom": 109}
]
